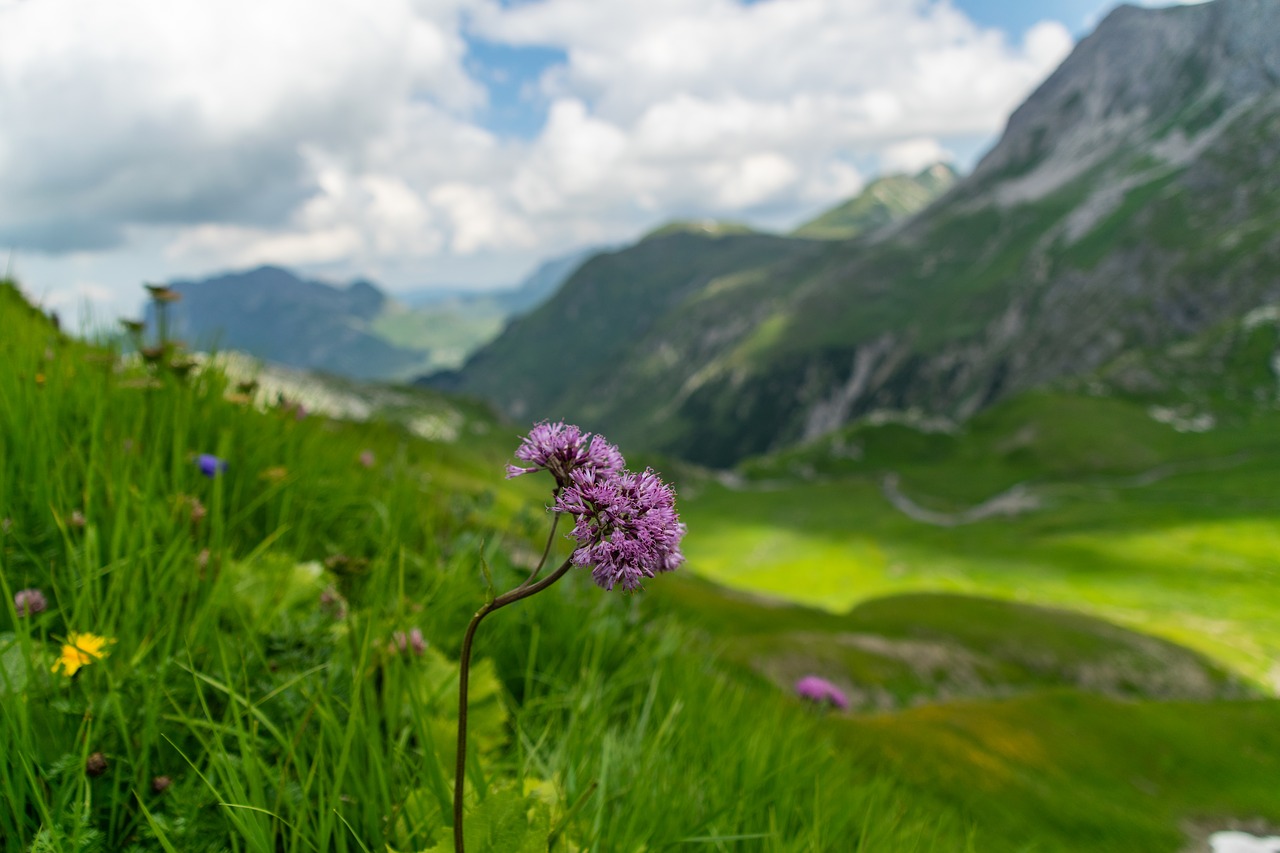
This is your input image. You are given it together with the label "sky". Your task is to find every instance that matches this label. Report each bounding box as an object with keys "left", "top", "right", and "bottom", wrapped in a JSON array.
[{"left": 0, "top": 0, "right": 1205, "bottom": 323}]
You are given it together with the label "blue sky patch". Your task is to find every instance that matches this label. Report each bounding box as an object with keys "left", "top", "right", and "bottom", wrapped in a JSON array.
[{"left": 465, "top": 37, "right": 567, "bottom": 138}]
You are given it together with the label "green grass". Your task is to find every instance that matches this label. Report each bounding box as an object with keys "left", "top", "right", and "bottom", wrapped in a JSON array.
[
  {"left": 5, "top": 278, "right": 1279, "bottom": 852},
  {"left": 842, "top": 693, "right": 1280, "bottom": 853},
  {"left": 0, "top": 281, "right": 953, "bottom": 851},
  {"left": 685, "top": 390, "right": 1280, "bottom": 683}
]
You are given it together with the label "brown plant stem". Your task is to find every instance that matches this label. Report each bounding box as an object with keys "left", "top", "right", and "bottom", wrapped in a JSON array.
[{"left": 454, "top": 555, "right": 574, "bottom": 853}]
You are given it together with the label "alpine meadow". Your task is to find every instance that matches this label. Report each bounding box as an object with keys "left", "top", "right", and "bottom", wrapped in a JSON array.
[{"left": 2, "top": 0, "right": 1279, "bottom": 851}]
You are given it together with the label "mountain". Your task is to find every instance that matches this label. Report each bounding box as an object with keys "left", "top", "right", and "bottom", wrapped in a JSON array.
[
  {"left": 147, "top": 266, "right": 429, "bottom": 380},
  {"left": 791, "top": 163, "right": 957, "bottom": 240},
  {"left": 427, "top": 228, "right": 822, "bottom": 420},
  {"left": 149, "top": 251, "right": 593, "bottom": 380},
  {"left": 435, "top": 0, "right": 1280, "bottom": 467},
  {"left": 372, "top": 248, "right": 598, "bottom": 372}
]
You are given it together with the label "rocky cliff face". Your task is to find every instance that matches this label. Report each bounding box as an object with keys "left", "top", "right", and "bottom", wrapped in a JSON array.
[{"left": 439, "top": 0, "right": 1280, "bottom": 468}]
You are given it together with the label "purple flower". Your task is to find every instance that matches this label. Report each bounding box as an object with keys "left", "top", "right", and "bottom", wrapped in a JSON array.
[
  {"left": 392, "top": 627, "right": 427, "bottom": 656},
  {"left": 196, "top": 454, "right": 227, "bottom": 478},
  {"left": 555, "top": 467, "right": 685, "bottom": 592},
  {"left": 506, "top": 421, "right": 624, "bottom": 487},
  {"left": 358, "top": 450, "right": 375, "bottom": 469},
  {"left": 14, "top": 588, "right": 47, "bottom": 617},
  {"left": 795, "top": 676, "right": 850, "bottom": 711}
]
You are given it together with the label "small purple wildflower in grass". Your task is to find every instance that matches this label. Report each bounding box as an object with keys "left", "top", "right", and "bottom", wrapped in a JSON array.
[
  {"left": 555, "top": 467, "right": 686, "bottom": 592},
  {"left": 506, "top": 421, "right": 624, "bottom": 487},
  {"left": 196, "top": 454, "right": 227, "bottom": 478},
  {"left": 795, "top": 675, "right": 850, "bottom": 711},
  {"left": 392, "top": 627, "right": 427, "bottom": 656},
  {"left": 358, "top": 449, "right": 375, "bottom": 469},
  {"left": 14, "top": 588, "right": 47, "bottom": 617}
]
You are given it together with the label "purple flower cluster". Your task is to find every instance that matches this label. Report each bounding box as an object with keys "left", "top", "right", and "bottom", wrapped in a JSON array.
[
  {"left": 794, "top": 675, "right": 850, "bottom": 711},
  {"left": 557, "top": 469, "right": 685, "bottom": 591},
  {"left": 391, "top": 627, "right": 427, "bottom": 656},
  {"left": 508, "top": 421, "right": 684, "bottom": 592},
  {"left": 506, "top": 421, "right": 623, "bottom": 487},
  {"left": 14, "top": 588, "right": 47, "bottom": 617}
]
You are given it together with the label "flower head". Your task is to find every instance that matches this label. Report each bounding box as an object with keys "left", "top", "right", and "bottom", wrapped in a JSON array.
[
  {"left": 506, "top": 421, "right": 624, "bottom": 487},
  {"left": 85, "top": 752, "right": 109, "bottom": 777},
  {"left": 794, "top": 675, "right": 849, "bottom": 711},
  {"left": 358, "top": 449, "right": 375, "bottom": 469},
  {"left": 145, "top": 284, "right": 181, "bottom": 303},
  {"left": 14, "top": 588, "right": 47, "bottom": 617},
  {"left": 196, "top": 454, "right": 227, "bottom": 478},
  {"left": 52, "top": 632, "right": 114, "bottom": 677},
  {"left": 391, "top": 627, "right": 427, "bottom": 656},
  {"left": 556, "top": 467, "right": 685, "bottom": 592}
]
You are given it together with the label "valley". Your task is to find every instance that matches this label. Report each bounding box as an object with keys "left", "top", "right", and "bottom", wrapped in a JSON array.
[{"left": 2, "top": 0, "right": 1278, "bottom": 850}]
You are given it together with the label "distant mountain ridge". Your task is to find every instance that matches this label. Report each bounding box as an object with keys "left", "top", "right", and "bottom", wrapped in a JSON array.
[
  {"left": 149, "top": 250, "right": 595, "bottom": 380},
  {"left": 792, "top": 163, "right": 957, "bottom": 240},
  {"left": 435, "top": 0, "right": 1280, "bottom": 467},
  {"left": 149, "top": 266, "right": 425, "bottom": 380}
]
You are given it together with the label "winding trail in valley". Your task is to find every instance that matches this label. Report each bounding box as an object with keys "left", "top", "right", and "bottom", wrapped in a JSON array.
[
  {"left": 880, "top": 473, "right": 1040, "bottom": 527},
  {"left": 879, "top": 453, "right": 1257, "bottom": 527}
]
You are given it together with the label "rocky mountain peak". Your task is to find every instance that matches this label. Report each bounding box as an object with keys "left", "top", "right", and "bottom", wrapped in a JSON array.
[{"left": 969, "top": 0, "right": 1279, "bottom": 206}]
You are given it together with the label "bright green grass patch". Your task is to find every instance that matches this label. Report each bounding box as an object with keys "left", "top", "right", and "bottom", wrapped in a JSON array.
[
  {"left": 843, "top": 693, "right": 1280, "bottom": 853},
  {"left": 681, "top": 467, "right": 1280, "bottom": 684},
  {"left": 689, "top": 516, "right": 889, "bottom": 608}
]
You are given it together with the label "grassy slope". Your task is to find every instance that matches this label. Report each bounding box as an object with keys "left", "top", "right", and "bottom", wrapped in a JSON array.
[
  {"left": 791, "top": 164, "right": 958, "bottom": 240},
  {"left": 0, "top": 282, "right": 958, "bottom": 852},
  {"left": 5, "top": 281, "right": 1279, "bottom": 852},
  {"left": 658, "top": 381, "right": 1280, "bottom": 850},
  {"left": 684, "top": 390, "right": 1280, "bottom": 682}
]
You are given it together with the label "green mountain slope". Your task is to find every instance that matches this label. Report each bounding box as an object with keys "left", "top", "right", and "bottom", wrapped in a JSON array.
[
  {"left": 440, "top": 0, "right": 1280, "bottom": 468},
  {"left": 429, "top": 229, "right": 821, "bottom": 422},
  {"left": 792, "top": 163, "right": 957, "bottom": 239}
]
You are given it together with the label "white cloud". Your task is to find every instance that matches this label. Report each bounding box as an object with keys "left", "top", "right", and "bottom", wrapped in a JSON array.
[
  {"left": 1, "top": 0, "right": 1079, "bottom": 317},
  {"left": 0, "top": 0, "right": 480, "bottom": 251},
  {"left": 881, "top": 138, "right": 954, "bottom": 174}
]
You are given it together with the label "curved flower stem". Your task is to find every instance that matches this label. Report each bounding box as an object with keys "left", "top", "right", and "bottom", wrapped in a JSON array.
[
  {"left": 454, "top": 555, "right": 575, "bottom": 853},
  {"left": 520, "top": 509, "right": 561, "bottom": 589}
]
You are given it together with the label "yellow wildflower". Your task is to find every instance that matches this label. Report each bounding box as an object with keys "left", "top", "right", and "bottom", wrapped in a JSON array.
[{"left": 51, "top": 632, "right": 114, "bottom": 677}]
